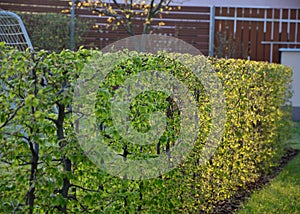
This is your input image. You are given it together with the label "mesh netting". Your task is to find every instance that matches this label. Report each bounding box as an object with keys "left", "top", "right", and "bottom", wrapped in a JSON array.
[{"left": 0, "top": 9, "right": 33, "bottom": 51}]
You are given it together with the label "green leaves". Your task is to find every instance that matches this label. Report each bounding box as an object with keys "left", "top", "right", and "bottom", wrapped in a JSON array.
[
  {"left": 0, "top": 44, "right": 293, "bottom": 213},
  {"left": 18, "top": 13, "right": 91, "bottom": 52},
  {"left": 0, "top": 44, "right": 92, "bottom": 213}
]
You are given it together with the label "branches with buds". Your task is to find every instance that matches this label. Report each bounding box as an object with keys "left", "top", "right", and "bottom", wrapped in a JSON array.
[{"left": 77, "top": 0, "right": 181, "bottom": 35}]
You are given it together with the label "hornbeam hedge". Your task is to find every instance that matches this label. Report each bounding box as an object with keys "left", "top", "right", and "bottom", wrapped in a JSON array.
[{"left": 0, "top": 43, "right": 293, "bottom": 213}]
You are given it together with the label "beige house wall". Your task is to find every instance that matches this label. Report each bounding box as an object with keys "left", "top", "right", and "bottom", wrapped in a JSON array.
[{"left": 280, "top": 49, "right": 300, "bottom": 120}]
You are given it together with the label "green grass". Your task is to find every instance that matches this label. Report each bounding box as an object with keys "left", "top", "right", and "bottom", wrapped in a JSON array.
[
  {"left": 238, "top": 122, "right": 300, "bottom": 214},
  {"left": 288, "top": 122, "right": 300, "bottom": 150}
]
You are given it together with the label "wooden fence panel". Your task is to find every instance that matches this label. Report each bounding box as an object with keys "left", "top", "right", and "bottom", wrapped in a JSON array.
[
  {"left": 1, "top": 1, "right": 299, "bottom": 62},
  {"left": 0, "top": 1, "right": 211, "bottom": 55},
  {"left": 215, "top": 7, "right": 300, "bottom": 63},
  {"left": 0, "top": 0, "right": 70, "bottom": 13}
]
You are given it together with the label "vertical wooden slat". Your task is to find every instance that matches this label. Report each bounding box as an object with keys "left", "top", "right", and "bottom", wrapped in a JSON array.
[
  {"left": 289, "top": 9, "right": 297, "bottom": 47},
  {"left": 290, "top": 23, "right": 296, "bottom": 48},
  {"left": 280, "top": 9, "right": 289, "bottom": 50},
  {"left": 262, "top": 9, "right": 273, "bottom": 62},
  {"left": 241, "top": 8, "right": 250, "bottom": 59},
  {"left": 214, "top": 7, "right": 224, "bottom": 57},
  {"left": 223, "top": 7, "right": 230, "bottom": 43},
  {"left": 235, "top": 8, "right": 245, "bottom": 58},
  {"left": 226, "top": 8, "right": 235, "bottom": 58},
  {"left": 271, "top": 9, "right": 280, "bottom": 63},
  {"left": 256, "top": 9, "right": 265, "bottom": 61},
  {"left": 249, "top": 8, "right": 258, "bottom": 60}
]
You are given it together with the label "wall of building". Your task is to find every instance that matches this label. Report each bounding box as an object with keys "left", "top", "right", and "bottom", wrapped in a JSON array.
[{"left": 280, "top": 49, "right": 300, "bottom": 121}]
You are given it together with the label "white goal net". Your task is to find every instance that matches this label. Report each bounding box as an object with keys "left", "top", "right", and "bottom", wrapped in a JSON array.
[{"left": 0, "top": 9, "right": 33, "bottom": 51}]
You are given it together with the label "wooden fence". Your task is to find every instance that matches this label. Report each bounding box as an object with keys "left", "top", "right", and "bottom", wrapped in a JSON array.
[
  {"left": 1, "top": 0, "right": 300, "bottom": 62},
  {"left": 214, "top": 7, "right": 300, "bottom": 63},
  {"left": 0, "top": 0, "right": 211, "bottom": 55}
]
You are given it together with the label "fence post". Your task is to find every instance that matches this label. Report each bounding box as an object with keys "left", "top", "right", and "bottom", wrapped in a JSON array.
[
  {"left": 70, "top": 0, "right": 75, "bottom": 51},
  {"left": 209, "top": 6, "right": 215, "bottom": 57}
]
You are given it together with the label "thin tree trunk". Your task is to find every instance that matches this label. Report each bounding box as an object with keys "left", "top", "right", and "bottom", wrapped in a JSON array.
[
  {"left": 26, "top": 142, "right": 39, "bottom": 214},
  {"left": 56, "top": 103, "right": 72, "bottom": 214},
  {"left": 26, "top": 65, "right": 39, "bottom": 213}
]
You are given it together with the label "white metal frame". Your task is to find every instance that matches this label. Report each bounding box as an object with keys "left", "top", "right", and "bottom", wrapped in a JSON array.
[{"left": 0, "top": 10, "right": 33, "bottom": 51}]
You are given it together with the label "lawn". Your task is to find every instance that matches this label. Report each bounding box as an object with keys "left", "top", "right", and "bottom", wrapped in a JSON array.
[{"left": 238, "top": 122, "right": 300, "bottom": 213}]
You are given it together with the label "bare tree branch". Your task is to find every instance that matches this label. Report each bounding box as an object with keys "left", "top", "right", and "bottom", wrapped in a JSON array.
[
  {"left": 70, "top": 184, "right": 101, "bottom": 193},
  {"left": 0, "top": 102, "right": 24, "bottom": 129}
]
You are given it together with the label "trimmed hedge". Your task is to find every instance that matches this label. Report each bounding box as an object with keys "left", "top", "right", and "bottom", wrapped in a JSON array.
[{"left": 0, "top": 43, "right": 293, "bottom": 213}]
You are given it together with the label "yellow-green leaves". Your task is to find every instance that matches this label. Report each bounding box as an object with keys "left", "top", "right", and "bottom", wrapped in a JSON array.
[{"left": 0, "top": 44, "right": 293, "bottom": 213}]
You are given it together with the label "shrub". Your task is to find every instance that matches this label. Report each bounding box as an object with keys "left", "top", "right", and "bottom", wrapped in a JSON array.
[
  {"left": 17, "top": 12, "right": 91, "bottom": 52},
  {"left": 0, "top": 44, "right": 293, "bottom": 213}
]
